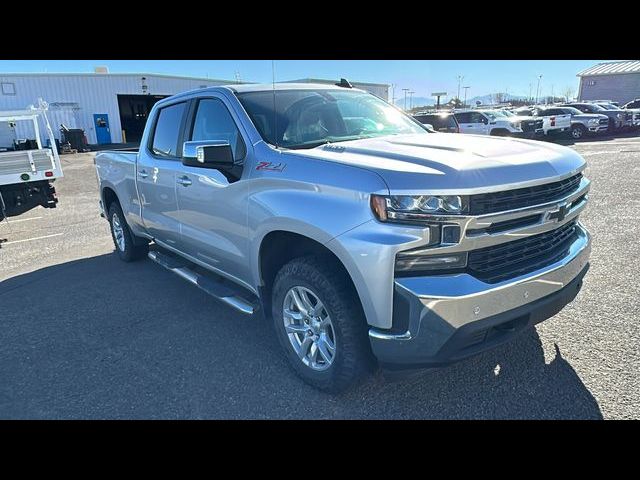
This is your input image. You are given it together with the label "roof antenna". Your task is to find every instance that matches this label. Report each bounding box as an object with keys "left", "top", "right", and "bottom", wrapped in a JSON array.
[
  {"left": 335, "top": 78, "right": 353, "bottom": 89},
  {"left": 272, "top": 60, "right": 278, "bottom": 149}
]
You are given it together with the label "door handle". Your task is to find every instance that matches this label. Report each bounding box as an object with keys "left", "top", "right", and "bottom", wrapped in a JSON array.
[
  {"left": 138, "top": 170, "right": 149, "bottom": 179},
  {"left": 177, "top": 175, "right": 192, "bottom": 187}
]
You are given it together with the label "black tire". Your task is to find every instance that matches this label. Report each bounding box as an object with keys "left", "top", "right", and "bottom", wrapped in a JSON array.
[
  {"left": 271, "top": 256, "right": 374, "bottom": 392},
  {"left": 490, "top": 129, "right": 510, "bottom": 137},
  {"left": 107, "top": 202, "right": 148, "bottom": 262},
  {"left": 570, "top": 124, "right": 586, "bottom": 140}
]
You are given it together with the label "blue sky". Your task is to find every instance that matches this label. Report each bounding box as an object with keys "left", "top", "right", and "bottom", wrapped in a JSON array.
[{"left": 0, "top": 59, "right": 608, "bottom": 100}]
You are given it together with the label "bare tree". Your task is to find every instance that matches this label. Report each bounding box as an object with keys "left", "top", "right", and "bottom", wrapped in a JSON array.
[
  {"left": 562, "top": 85, "right": 575, "bottom": 102},
  {"left": 494, "top": 92, "right": 505, "bottom": 104}
]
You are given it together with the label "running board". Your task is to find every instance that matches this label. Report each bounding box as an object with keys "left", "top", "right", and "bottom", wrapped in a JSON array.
[{"left": 148, "top": 250, "right": 257, "bottom": 315}]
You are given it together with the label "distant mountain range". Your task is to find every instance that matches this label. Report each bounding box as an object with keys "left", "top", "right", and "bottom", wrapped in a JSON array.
[{"left": 393, "top": 93, "right": 528, "bottom": 108}]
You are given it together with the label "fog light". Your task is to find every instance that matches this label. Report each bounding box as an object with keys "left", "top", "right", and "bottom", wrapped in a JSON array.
[{"left": 395, "top": 250, "right": 467, "bottom": 273}]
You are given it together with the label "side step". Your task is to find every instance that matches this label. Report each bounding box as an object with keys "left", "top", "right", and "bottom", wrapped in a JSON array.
[{"left": 148, "top": 250, "right": 257, "bottom": 315}]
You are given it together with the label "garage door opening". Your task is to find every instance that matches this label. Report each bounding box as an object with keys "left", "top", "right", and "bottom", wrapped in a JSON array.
[{"left": 117, "top": 94, "right": 168, "bottom": 144}]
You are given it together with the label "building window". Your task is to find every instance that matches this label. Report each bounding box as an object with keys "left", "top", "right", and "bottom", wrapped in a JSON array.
[
  {"left": 587, "top": 80, "right": 596, "bottom": 86},
  {"left": 1, "top": 82, "right": 16, "bottom": 95}
]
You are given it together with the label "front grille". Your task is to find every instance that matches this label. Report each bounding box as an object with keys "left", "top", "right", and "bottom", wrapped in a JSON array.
[
  {"left": 625, "top": 112, "right": 633, "bottom": 121},
  {"left": 599, "top": 118, "right": 609, "bottom": 125},
  {"left": 467, "top": 221, "right": 578, "bottom": 283},
  {"left": 521, "top": 120, "right": 543, "bottom": 132},
  {"left": 468, "top": 173, "right": 583, "bottom": 215}
]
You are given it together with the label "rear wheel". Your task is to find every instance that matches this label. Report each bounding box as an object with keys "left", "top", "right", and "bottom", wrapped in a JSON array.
[
  {"left": 271, "top": 256, "right": 374, "bottom": 392},
  {"left": 570, "top": 124, "right": 586, "bottom": 140},
  {"left": 108, "top": 202, "right": 148, "bottom": 262}
]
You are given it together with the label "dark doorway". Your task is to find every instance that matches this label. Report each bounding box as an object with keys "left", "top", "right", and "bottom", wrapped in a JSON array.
[{"left": 117, "top": 94, "right": 168, "bottom": 143}]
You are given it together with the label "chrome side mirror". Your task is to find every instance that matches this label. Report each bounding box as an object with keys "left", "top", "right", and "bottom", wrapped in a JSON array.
[{"left": 182, "top": 140, "right": 234, "bottom": 168}]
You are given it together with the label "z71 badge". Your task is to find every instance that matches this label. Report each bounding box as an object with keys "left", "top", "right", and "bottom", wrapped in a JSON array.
[{"left": 256, "top": 161, "right": 286, "bottom": 172}]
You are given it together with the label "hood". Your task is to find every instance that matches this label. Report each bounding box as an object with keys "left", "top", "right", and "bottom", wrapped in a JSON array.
[
  {"left": 295, "top": 133, "right": 586, "bottom": 195},
  {"left": 512, "top": 115, "right": 540, "bottom": 122},
  {"left": 574, "top": 113, "right": 609, "bottom": 120}
]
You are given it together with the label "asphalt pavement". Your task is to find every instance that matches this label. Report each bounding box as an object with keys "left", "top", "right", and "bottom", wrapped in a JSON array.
[{"left": 1, "top": 135, "right": 639, "bottom": 419}]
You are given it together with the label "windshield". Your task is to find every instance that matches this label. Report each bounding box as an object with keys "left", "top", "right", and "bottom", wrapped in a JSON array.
[
  {"left": 599, "top": 103, "right": 620, "bottom": 110},
  {"left": 585, "top": 104, "right": 606, "bottom": 111},
  {"left": 497, "top": 110, "right": 516, "bottom": 117},
  {"left": 562, "top": 107, "right": 583, "bottom": 115},
  {"left": 480, "top": 111, "right": 498, "bottom": 120},
  {"left": 236, "top": 89, "right": 427, "bottom": 149}
]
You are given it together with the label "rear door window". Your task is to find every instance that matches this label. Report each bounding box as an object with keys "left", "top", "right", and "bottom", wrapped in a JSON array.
[{"left": 151, "top": 102, "right": 187, "bottom": 158}]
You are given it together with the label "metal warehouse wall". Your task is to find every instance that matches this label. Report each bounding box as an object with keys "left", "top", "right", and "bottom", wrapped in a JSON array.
[
  {"left": 0, "top": 74, "right": 231, "bottom": 144},
  {"left": 579, "top": 73, "right": 640, "bottom": 104}
]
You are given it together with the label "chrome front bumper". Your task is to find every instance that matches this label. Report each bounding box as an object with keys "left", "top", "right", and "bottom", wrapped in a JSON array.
[{"left": 369, "top": 223, "right": 591, "bottom": 368}]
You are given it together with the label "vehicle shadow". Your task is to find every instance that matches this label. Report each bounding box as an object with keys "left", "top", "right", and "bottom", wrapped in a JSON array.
[
  {"left": 353, "top": 328, "right": 603, "bottom": 419},
  {"left": 0, "top": 252, "right": 603, "bottom": 419}
]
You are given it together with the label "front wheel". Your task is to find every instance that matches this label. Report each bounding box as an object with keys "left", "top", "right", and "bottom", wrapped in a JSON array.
[
  {"left": 271, "top": 256, "right": 374, "bottom": 392},
  {"left": 570, "top": 124, "right": 586, "bottom": 140},
  {"left": 108, "top": 202, "right": 148, "bottom": 262}
]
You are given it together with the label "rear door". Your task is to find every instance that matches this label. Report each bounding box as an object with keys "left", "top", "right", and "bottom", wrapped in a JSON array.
[
  {"left": 137, "top": 100, "right": 188, "bottom": 248},
  {"left": 174, "top": 96, "right": 252, "bottom": 284},
  {"left": 455, "top": 112, "right": 487, "bottom": 134}
]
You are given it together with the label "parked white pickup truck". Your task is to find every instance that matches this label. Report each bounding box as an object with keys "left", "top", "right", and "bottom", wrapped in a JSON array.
[
  {"left": 0, "top": 101, "right": 62, "bottom": 221},
  {"left": 452, "top": 109, "right": 543, "bottom": 138},
  {"left": 516, "top": 106, "right": 572, "bottom": 137}
]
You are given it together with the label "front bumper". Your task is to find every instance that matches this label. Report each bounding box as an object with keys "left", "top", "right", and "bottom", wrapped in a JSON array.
[
  {"left": 513, "top": 130, "right": 544, "bottom": 139},
  {"left": 369, "top": 223, "right": 591, "bottom": 369}
]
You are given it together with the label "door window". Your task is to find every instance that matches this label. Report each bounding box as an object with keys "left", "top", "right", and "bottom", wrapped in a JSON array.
[
  {"left": 454, "top": 112, "right": 472, "bottom": 123},
  {"left": 470, "top": 112, "right": 486, "bottom": 124},
  {"left": 151, "top": 102, "right": 187, "bottom": 158},
  {"left": 190, "top": 98, "right": 246, "bottom": 160}
]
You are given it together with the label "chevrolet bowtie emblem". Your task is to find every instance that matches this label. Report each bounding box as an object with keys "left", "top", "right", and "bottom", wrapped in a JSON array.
[{"left": 548, "top": 203, "right": 569, "bottom": 222}]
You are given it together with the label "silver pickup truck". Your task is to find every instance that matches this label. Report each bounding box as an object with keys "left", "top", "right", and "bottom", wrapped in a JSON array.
[{"left": 95, "top": 83, "right": 591, "bottom": 392}]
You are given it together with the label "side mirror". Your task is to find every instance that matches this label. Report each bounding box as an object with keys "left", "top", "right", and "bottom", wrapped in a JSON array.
[
  {"left": 424, "top": 123, "right": 435, "bottom": 131},
  {"left": 182, "top": 140, "right": 234, "bottom": 168}
]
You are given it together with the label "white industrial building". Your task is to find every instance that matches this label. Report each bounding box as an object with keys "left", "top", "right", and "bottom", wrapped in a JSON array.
[
  {"left": 0, "top": 71, "right": 234, "bottom": 145},
  {"left": 0, "top": 71, "right": 391, "bottom": 146}
]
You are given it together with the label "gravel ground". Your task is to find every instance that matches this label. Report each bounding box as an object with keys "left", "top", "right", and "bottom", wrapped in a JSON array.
[{"left": 1, "top": 135, "right": 639, "bottom": 419}]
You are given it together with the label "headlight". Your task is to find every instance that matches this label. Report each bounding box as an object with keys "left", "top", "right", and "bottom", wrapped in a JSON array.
[
  {"left": 616, "top": 113, "right": 622, "bottom": 119},
  {"left": 589, "top": 118, "right": 599, "bottom": 124},
  {"left": 511, "top": 122, "right": 522, "bottom": 130},
  {"left": 371, "top": 194, "right": 466, "bottom": 223},
  {"left": 395, "top": 248, "right": 468, "bottom": 273}
]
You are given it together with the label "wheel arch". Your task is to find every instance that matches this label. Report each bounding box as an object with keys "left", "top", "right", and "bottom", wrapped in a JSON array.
[{"left": 256, "top": 229, "right": 366, "bottom": 324}]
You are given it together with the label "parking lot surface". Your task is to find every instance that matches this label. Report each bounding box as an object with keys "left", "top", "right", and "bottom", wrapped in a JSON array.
[{"left": 1, "top": 135, "right": 639, "bottom": 419}]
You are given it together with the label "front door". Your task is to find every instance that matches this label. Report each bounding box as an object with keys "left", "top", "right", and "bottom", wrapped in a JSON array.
[
  {"left": 174, "top": 96, "right": 251, "bottom": 284},
  {"left": 137, "top": 101, "right": 188, "bottom": 248},
  {"left": 93, "top": 114, "right": 111, "bottom": 144}
]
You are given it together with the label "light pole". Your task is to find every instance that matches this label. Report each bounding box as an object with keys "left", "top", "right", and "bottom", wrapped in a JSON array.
[
  {"left": 402, "top": 88, "right": 410, "bottom": 111},
  {"left": 463, "top": 86, "right": 470, "bottom": 107},
  {"left": 535, "top": 75, "right": 543, "bottom": 105},
  {"left": 391, "top": 84, "right": 396, "bottom": 105},
  {"left": 409, "top": 91, "right": 415, "bottom": 111},
  {"left": 457, "top": 75, "right": 464, "bottom": 103}
]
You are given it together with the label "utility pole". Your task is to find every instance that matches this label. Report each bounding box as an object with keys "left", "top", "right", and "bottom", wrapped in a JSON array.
[
  {"left": 391, "top": 84, "right": 396, "bottom": 105},
  {"left": 457, "top": 75, "right": 464, "bottom": 103},
  {"left": 529, "top": 83, "right": 532, "bottom": 103},
  {"left": 535, "top": 74, "right": 543, "bottom": 105},
  {"left": 463, "top": 86, "right": 470, "bottom": 107},
  {"left": 402, "top": 88, "right": 410, "bottom": 111},
  {"left": 409, "top": 91, "right": 415, "bottom": 111}
]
